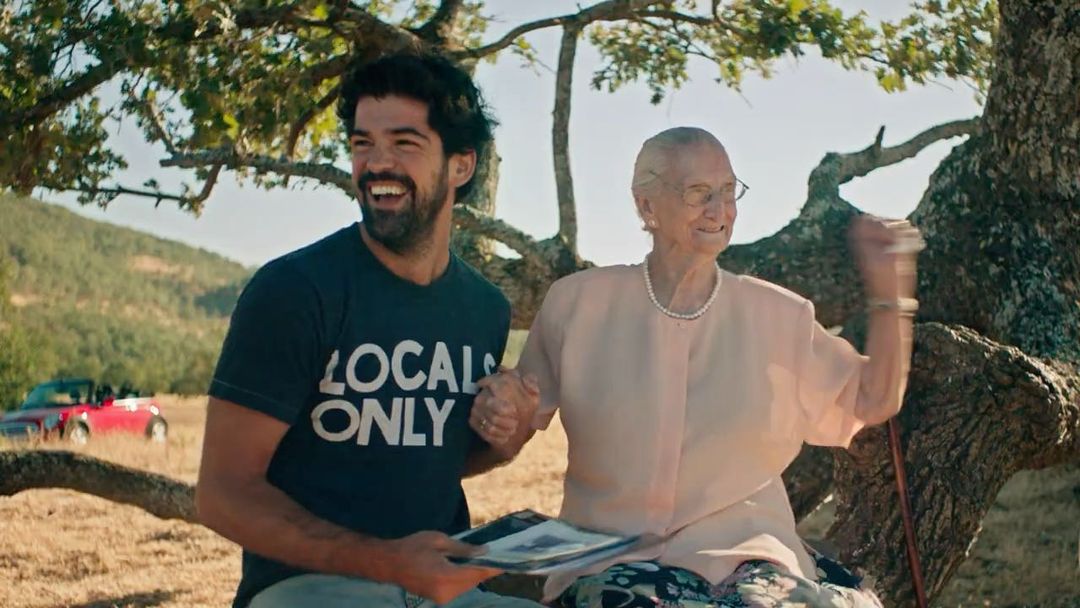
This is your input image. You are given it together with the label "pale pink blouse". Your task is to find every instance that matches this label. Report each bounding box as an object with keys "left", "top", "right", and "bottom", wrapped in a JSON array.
[{"left": 517, "top": 264, "right": 870, "bottom": 601}]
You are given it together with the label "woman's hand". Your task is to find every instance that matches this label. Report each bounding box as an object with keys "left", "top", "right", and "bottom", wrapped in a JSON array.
[
  {"left": 849, "top": 215, "right": 924, "bottom": 300},
  {"left": 469, "top": 367, "right": 540, "bottom": 447}
]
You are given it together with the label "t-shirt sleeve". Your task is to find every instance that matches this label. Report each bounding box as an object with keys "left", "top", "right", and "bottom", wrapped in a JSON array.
[
  {"left": 794, "top": 300, "right": 869, "bottom": 448},
  {"left": 517, "top": 287, "right": 564, "bottom": 431},
  {"left": 209, "top": 261, "right": 324, "bottom": 425}
]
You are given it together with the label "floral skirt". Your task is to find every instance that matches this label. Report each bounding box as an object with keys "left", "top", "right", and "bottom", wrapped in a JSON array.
[{"left": 555, "top": 547, "right": 883, "bottom": 608}]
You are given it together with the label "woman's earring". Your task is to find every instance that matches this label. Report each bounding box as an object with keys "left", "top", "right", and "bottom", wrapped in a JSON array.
[{"left": 647, "top": 219, "right": 658, "bottom": 228}]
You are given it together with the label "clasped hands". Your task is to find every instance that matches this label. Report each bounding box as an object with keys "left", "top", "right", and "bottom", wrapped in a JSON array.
[{"left": 468, "top": 366, "right": 540, "bottom": 450}]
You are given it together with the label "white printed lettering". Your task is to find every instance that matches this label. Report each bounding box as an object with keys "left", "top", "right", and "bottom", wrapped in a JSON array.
[
  {"left": 311, "top": 400, "right": 359, "bottom": 442},
  {"left": 401, "top": 397, "right": 426, "bottom": 446},
  {"left": 357, "top": 397, "right": 401, "bottom": 445},
  {"left": 319, "top": 350, "right": 346, "bottom": 396},
  {"left": 461, "top": 346, "right": 478, "bottom": 394},
  {"left": 391, "top": 340, "right": 427, "bottom": 391},
  {"left": 426, "top": 341, "right": 459, "bottom": 393},
  {"left": 346, "top": 344, "right": 390, "bottom": 393},
  {"left": 425, "top": 397, "right": 455, "bottom": 447}
]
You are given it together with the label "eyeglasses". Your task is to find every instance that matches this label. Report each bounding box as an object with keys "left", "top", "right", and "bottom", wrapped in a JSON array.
[{"left": 649, "top": 172, "right": 750, "bottom": 209}]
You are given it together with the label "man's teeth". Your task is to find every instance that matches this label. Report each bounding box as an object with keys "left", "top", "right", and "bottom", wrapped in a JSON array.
[{"left": 370, "top": 184, "right": 407, "bottom": 196}]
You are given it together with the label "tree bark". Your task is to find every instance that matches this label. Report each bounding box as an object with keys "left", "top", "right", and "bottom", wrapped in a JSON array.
[
  {"left": 914, "top": 0, "right": 1080, "bottom": 363},
  {"left": 0, "top": 450, "right": 196, "bottom": 523},
  {"left": 553, "top": 24, "right": 582, "bottom": 253},
  {"left": 782, "top": 446, "right": 835, "bottom": 521},
  {"left": 452, "top": 142, "right": 501, "bottom": 264},
  {"left": 723, "top": 119, "right": 977, "bottom": 328},
  {"left": 827, "top": 323, "right": 1079, "bottom": 606}
]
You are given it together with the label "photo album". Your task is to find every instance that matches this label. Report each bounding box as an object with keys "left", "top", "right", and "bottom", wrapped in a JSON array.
[{"left": 451, "top": 510, "right": 650, "bottom": 575}]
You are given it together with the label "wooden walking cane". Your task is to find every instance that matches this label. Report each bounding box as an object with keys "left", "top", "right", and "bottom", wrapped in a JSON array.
[{"left": 887, "top": 416, "right": 928, "bottom": 608}]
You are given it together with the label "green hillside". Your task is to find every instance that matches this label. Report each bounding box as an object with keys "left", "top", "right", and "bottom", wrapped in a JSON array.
[{"left": 0, "top": 194, "right": 253, "bottom": 407}]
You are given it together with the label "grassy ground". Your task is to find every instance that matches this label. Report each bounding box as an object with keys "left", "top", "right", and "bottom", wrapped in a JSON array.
[{"left": 0, "top": 395, "right": 1076, "bottom": 607}]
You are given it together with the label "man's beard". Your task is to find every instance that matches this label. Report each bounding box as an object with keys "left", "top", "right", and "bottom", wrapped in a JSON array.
[{"left": 357, "top": 162, "right": 449, "bottom": 255}]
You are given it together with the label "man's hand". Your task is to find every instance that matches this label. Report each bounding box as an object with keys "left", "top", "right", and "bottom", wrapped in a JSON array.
[
  {"left": 469, "top": 367, "right": 540, "bottom": 448},
  {"left": 388, "top": 531, "right": 502, "bottom": 604}
]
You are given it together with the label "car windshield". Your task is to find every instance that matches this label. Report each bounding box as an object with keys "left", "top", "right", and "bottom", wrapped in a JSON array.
[{"left": 20, "top": 380, "right": 94, "bottom": 410}]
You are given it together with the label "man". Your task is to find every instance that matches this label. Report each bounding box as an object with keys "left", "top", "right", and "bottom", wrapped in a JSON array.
[{"left": 196, "top": 52, "right": 541, "bottom": 608}]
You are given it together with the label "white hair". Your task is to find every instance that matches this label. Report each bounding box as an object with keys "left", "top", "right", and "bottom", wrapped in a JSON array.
[{"left": 631, "top": 126, "right": 723, "bottom": 196}]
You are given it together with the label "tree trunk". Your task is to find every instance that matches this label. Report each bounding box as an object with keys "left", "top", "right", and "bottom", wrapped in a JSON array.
[{"left": 914, "top": 0, "right": 1080, "bottom": 363}]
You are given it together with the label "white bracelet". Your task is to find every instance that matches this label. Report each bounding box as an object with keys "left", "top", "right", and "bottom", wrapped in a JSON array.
[{"left": 867, "top": 297, "right": 919, "bottom": 316}]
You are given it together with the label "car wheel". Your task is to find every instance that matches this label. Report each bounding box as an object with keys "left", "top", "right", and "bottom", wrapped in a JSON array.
[
  {"left": 65, "top": 422, "right": 89, "bottom": 445},
  {"left": 146, "top": 416, "right": 168, "bottom": 443}
]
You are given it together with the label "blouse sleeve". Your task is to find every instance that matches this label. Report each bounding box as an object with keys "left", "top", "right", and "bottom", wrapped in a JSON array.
[
  {"left": 517, "top": 287, "right": 564, "bottom": 431},
  {"left": 794, "top": 300, "right": 869, "bottom": 448}
]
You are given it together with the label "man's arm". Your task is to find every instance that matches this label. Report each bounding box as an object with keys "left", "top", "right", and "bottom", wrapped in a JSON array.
[
  {"left": 195, "top": 397, "right": 500, "bottom": 604},
  {"left": 462, "top": 429, "right": 537, "bottom": 478}
]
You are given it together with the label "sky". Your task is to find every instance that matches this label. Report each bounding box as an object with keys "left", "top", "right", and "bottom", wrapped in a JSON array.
[{"left": 41, "top": 0, "right": 984, "bottom": 269}]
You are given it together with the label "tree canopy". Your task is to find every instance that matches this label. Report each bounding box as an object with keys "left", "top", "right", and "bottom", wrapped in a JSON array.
[{"left": 1, "top": 0, "right": 995, "bottom": 210}]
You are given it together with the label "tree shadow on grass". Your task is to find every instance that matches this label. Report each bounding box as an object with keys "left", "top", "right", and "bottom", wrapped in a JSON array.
[{"left": 66, "top": 590, "right": 177, "bottom": 608}]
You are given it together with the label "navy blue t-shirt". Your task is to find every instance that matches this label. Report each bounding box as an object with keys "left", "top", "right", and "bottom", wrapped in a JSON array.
[{"left": 208, "top": 223, "right": 511, "bottom": 606}]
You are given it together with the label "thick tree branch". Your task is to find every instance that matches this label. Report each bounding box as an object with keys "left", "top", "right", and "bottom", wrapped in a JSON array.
[
  {"left": 160, "top": 150, "right": 353, "bottom": 194},
  {"left": 553, "top": 24, "right": 581, "bottom": 252},
  {"left": 827, "top": 323, "right": 1080, "bottom": 605},
  {"left": 7, "top": 61, "right": 123, "bottom": 130},
  {"left": 296, "top": 54, "right": 352, "bottom": 89},
  {"left": 722, "top": 118, "right": 978, "bottom": 326},
  {"left": 452, "top": 205, "right": 545, "bottom": 267},
  {"left": 333, "top": 7, "right": 423, "bottom": 55},
  {"left": 636, "top": 9, "right": 715, "bottom": 26},
  {"left": 154, "top": 151, "right": 551, "bottom": 275},
  {"left": 413, "top": 0, "right": 466, "bottom": 45},
  {"left": 285, "top": 85, "right": 341, "bottom": 160},
  {"left": 450, "top": 0, "right": 666, "bottom": 60},
  {"left": 831, "top": 118, "right": 981, "bottom": 185},
  {"left": 0, "top": 450, "right": 196, "bottom": 523}
]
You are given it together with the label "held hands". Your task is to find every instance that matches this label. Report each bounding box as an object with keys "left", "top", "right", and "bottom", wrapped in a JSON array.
[
  {"left": 388, "top": 531, "right": 502, "bottom": 605},
  {"left": 469, "top": 366, "right": 540, "bottom": 448},
  {"left": 849, "top": 214, "right": 924, "bottom": 301}
]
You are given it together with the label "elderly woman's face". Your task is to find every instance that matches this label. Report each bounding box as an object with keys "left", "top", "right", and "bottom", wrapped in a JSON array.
[{"left": 644, "top": 142, "right": 738, "bottom": 257}]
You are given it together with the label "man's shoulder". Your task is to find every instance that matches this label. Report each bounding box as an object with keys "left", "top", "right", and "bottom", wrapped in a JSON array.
[
  {"left": 252, "top": 224, "right": 359, "bottom": 287},
  {"left": 275, "top": 223, "right": 358, "bottom": 271},
  {"left": 454, "top": 256, "right": 511, "bottom": 312}
]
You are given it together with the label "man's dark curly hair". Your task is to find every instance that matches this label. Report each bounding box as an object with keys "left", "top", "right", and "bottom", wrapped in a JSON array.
[{"left": 337, "top": 52, "right": 497, "bottom": 201}]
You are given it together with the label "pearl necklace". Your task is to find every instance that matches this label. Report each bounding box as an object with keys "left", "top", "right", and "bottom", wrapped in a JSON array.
[{"left": 642, "top": 255, "right": 722, "bottom": 320}]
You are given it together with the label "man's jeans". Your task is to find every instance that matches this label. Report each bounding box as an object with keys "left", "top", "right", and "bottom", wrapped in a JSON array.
[{"left": 249, "top": 574, "right": 543, "bottom": 608}]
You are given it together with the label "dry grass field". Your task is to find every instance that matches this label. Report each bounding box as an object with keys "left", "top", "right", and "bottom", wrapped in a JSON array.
[{"left": 1, "top": 395, "right": 1077, "bottom": 607}]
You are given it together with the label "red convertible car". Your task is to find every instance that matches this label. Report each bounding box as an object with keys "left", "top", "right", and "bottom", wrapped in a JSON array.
[{"left": 0, "top": 378, "right": 168, "bottom": 444}]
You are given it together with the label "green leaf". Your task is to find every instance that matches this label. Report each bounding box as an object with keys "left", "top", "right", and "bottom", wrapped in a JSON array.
[{"left": 222, "top": 112, "right": 240, "bottom": 140}]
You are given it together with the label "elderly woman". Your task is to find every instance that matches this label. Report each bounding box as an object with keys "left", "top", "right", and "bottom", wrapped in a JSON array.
[{"left": 475, "top": 127, "right": 920, "bottom": 607}]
